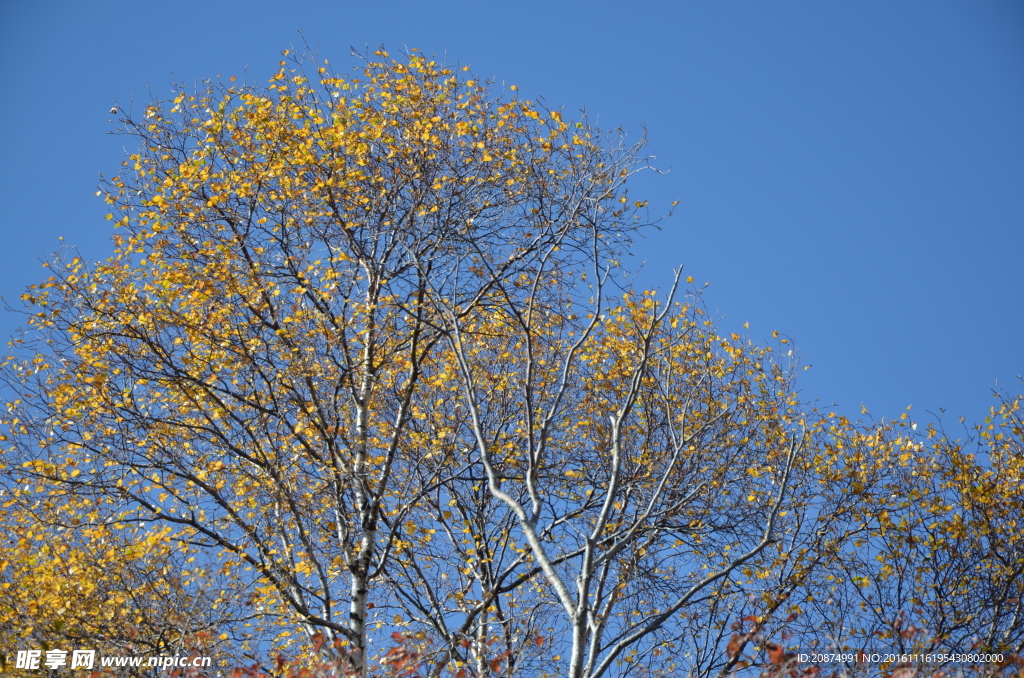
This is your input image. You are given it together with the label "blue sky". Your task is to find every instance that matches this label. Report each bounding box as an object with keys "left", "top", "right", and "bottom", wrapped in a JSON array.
[{"left": 1, "top": 0, "right": 1021, "bottom": 426}]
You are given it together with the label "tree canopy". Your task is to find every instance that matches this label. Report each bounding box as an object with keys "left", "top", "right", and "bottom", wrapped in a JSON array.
[{"left": 2, "top": 48, "right": 1022, "bottom": 678}]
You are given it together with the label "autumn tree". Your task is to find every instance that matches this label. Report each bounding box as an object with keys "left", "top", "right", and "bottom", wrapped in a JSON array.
[
  {"left": 0, "top": 490, "right": 250, "bottom": 675},
  {"left": 0, "top": 47, "right": 652, "bottom": 677},
  {"left": 410, "top": 231, "right": 940, "bottom": 677},
  {"left": 3, "top": 46, "right": 1023, "bottom": 678},
  {"left": 805, "top": 392, "right": 1024, "bottom": 669}
]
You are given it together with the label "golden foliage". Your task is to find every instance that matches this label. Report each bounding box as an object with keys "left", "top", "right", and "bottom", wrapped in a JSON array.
[{"left": 1, "top": 46, "right": 1021, "bottom": 678}]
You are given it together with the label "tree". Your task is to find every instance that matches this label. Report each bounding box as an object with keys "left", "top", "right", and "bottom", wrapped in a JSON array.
[
  {"left": 1, "top": 47, "right": 651, "bottom": 677},
  {"left": 815, "top": 391, "right": 1024, "bottom": 665},
  {"left": 2, "top": 46, "right": 1022, "bottom": 678},
  {"left": 414, "top": 255, "right": 938, "bottom": 677}
]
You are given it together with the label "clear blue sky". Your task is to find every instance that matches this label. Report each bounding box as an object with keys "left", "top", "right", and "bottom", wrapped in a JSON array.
[{"left": 2, "top": 1, "right": 1021, "bottom": 426}]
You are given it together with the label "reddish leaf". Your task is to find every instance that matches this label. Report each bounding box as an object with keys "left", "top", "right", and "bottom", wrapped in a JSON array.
[
  {"left": 726, "top": 633, "right": 743, "bottom": 660},
  {"left": 767, "top": 642, "right": 795, "bottom": 665}
]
